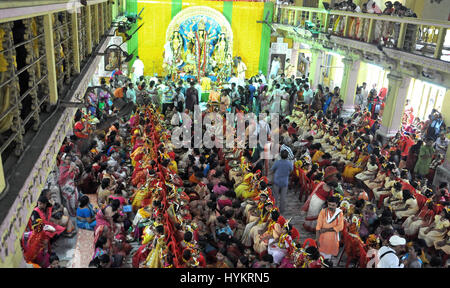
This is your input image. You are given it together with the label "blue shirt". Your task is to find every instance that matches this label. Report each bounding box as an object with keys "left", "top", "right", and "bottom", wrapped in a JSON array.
[
  {"left": 216, "top": 225, "right": 233, "bottom": 237},
  {"left": 249, "top": 85, "right": 256, "bottom": 104},
  {"left": 270, "top": 159, "right": 293, "bottom": 188}
]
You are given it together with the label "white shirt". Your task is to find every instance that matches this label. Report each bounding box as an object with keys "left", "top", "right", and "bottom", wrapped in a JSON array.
[
  {"left": 259, "top": 74, "right": 267, "bottom": 84},
  {"left": 229, "top": 76, "right": 239, "bottom": 87},
  {"left": 377, "top": 246, "right": 404, "bottom": 268},
  {"left": 132, "top": 59, "right": 144, "bottom": 78},
  {"left": 303, "top": 89, "right": 313, "bottom": 105}
]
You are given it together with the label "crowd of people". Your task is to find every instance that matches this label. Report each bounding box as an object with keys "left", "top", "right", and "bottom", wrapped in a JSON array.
[{"left": 19, "top": 47, "right": 450, "bottom": 268}]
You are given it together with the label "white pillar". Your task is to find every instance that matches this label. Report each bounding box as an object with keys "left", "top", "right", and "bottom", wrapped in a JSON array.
[
  {"left": 377, "top": 72, "right": 411, "bottom": 139},
  {"left": 341, "top": 58, "right": 361, "bottom": 109},
  {"left": 309, "top": 48, "right": 324, "bottom": 90}
]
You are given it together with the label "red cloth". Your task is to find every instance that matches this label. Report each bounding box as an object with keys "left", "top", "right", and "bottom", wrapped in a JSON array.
[{"left": 33, "top": 207, "right": 66, "bottom": 238}]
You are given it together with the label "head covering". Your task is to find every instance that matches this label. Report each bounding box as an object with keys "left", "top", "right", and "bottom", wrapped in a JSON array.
[
  {"left": 366, "top": 234, "right": 379, "bottom": 247},
  {"left": 324, "top": 166, "right": 338, "bottom": 181},
  {"left": 389, "top": 235, "right": 406, "bottom": 246}
]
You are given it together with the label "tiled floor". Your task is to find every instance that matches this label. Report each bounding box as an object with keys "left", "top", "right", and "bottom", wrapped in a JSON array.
[
  {"left": 53, "top": 194, "right": 98, "bottom": 268},
  {"left": 58, "top": 188, "right": 346, "bottom": 267},
  {"left": 281, "top": 187, "right": 316, "bottom": 244}
]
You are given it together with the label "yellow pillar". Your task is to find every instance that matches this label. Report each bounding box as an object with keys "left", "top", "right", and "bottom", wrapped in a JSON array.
[
  {"left": 99, "top": 3, "right": 104, "bottom": 37},
  {"left": 441, "top": 90, "right": 450, "bottom": 128},
  {"left": 71, "top": 12, "right": 80, "bottom": 73},
  {"left": 94, "top": 4, "right": 100, "bottom": 45},
  {"left": 43, "top": 14, "right": 58, "bottom": 105},
  {"left": 86, "top": 5, "right": 93, "bottom": 54},
  {"left": 367, "top": 19, "right": 375, "bottom": 43},
  {"left": 434, "top": 27, "right": 446, "bottom": 59},
  {"left": 378, "top": 72, "right": 411, "bottom": 139},
  {"left": 396, "top": 23, "right": 407, "bottom": 49},
  {"left": 0, "top": 154, "right": 5, "bottom": 196}
]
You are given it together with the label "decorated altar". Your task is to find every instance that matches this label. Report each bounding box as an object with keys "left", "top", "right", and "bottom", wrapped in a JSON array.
[{"left": 163, "top": 6, "right": 233, "bottom": 84}]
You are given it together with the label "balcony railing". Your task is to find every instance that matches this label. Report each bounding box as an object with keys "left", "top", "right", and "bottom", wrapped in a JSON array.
[{"left": 274, "top": 5, "right": 450, "bottom": 62}]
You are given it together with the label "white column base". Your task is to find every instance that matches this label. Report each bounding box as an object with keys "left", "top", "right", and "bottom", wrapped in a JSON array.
[{"left": 433, "top": 163, "right": 450, "bottom": 187}]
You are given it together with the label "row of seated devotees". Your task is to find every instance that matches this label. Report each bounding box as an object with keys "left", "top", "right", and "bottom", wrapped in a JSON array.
[{"left": 20, "top": 97, "right": 449, "bottom": 268}]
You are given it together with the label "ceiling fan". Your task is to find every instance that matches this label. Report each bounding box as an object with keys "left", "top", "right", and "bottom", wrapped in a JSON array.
[{"left": 256, "top": 11, "right": 276, "bottom": 33}]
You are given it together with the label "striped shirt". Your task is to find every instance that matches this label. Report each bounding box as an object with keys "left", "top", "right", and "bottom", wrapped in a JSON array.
[{"left": 280, "top": 144, "right": 294, "bottom": 160}]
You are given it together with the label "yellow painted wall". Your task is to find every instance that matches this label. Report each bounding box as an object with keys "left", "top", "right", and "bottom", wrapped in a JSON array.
[
  {"left": 137, "top": 0, "right": 264, "bottom": 77},
  {"left": 137, "top": 0, "right": 172, "bottom": 76},
  {"left": 441, "top": 89, "right": 450, "bottom": 127},
  {"left": 230, "top": 1, "right": 264, "bottom": 77}
]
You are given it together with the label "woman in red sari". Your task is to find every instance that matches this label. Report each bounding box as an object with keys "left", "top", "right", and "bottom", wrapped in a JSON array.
[
  {"left": 58, "top": 154, "right": 79, "bottom": 217},
  {"left": 23, "top": 219, "right": 51, "bottom": 268},
  {"left": 29, "top": 195, "right": 66, "bottom": 239}
]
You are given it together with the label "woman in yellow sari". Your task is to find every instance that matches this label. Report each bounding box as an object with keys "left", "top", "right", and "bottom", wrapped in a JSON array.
[
  {"left": 143, "top": 224, "right": 166, "bottom": 268},
  {"left": 235, "top": 172, "right": 253, "bottom": 199},
  {"left": 253, "top": 209, "right": 282, "bottom": 254},
  {"left": 241, "top": 201, "right": 273, "bottom": 247},
  {"left": 342, "top": 150, "right": 369, "bottom": 182}
]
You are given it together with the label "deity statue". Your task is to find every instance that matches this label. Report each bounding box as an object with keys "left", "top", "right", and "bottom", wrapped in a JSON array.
[
  {"left": 194, "top": 20, "right": 210, "bottom": 80},
  {"left": 214, "top": 32, "right": 229, "bottom": 67},
  {"left": 182, "top": 41, "right": 196, "bottom": 75},
  {"left": 170, "top": 30, "right": 183, "bottom": 63}
]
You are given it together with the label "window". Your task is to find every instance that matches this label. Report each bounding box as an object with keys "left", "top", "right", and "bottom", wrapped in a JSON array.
[{"left": 406, "top": 78, "right": 446, "bottom": 121}]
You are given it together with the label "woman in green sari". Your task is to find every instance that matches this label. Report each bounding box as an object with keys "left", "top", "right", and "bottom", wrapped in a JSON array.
[{"left": 414, "top": 138, "right": 434, "bottom": 178}]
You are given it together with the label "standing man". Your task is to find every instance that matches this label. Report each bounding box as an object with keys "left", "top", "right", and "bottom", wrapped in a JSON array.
[
  {"left": 131, "top": 56, "right": 145, "bottom": 84},
  {"left": 315, "top": 196, "right": 344, "bottom": 261},
  {"left": 126, "top": 82, "right": 137, "bottom": 104},
  {"left": 269, "top": 150, "right": 293, "bottom": 214},
  {"left": 161, "top": 83, "right": 175, "bottom": 114},
  {"left": 377, "top": 233, "right": 406, "bottom": 268},
  {"left": 270, "top": 56, "right": 280, "bottom": 79},
  {"left": 302, "top": 84, "right": 313, "bottom": 106},
  {"left": 248, "top": 79, "right": 256, "bottom": 112},
  {"left": 237, "top": 57, "right": 247, "bottom": 87},
  {"left": 185, "top": 80, "right": 199, "bottom": 112}
]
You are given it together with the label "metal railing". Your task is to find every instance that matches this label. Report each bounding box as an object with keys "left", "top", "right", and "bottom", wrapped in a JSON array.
[
  {"left": 0, "top": 2, "right": 112, "bottom": 168},
  {"left": 274, "top": 5, "right": 450, "bottom": 62}
]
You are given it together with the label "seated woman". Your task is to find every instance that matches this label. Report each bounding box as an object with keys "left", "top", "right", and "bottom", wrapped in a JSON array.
[
  {"left": 76, "top": 195, "right": 97, "bottom": 231},
  {"left": 30, "top": 195, "right": 66, "bottom": 240},
  {"left": 392, "top": 190, "right": 419, "bottom": 220},
  {"left": 241, "top": 201, "right": 273, "bottom": 247},
  {"left": 268, "top": 222, "right": 294, "bottom": 265},
  {"left": 372, "top": 170, "right": 397, "bottom": 202},
  {"left": 253, "top": 209, "right": 282, "bottom": 254},
  {"left": 418, "top": 209, "right": 450, "bottom": 248},
  {"left": 97, "top": 178, "right": 114, "bottom": 208},
  {"left": 402, "top": 199, "right": 436, "bottom": 237},
  {"left": 235, "top": 172, "right": 253, "bottom": 199},
  {"left": 383, "top": 181, "right": 404, "bottom": 208},
  {"left": 434, "top": 228, "right": 450, "bottom": 257},
  {"left": 342, "top": 150, "right": 369, "bottom": 183},
  {"left": 364, "top": 164, "right": 388, "bottom": 195},
  {"left": 355, "top": 154, "right": 378, "bottom": 183}
]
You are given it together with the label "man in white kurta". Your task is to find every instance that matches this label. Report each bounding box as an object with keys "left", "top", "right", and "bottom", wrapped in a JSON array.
[
  {"left": 237, "top": 58, "right": 247, "bottom": 87},
  {"left": 132, "top": 56, "right": 145, "bottom": 84}
]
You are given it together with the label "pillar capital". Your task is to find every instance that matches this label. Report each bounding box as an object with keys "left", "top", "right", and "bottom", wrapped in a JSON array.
[
  {"left": 342, "top": 57, "right": 355, "bottom": 65},
  {"left": 387, "top": 71, "right": 403, "bottom": 82}
]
